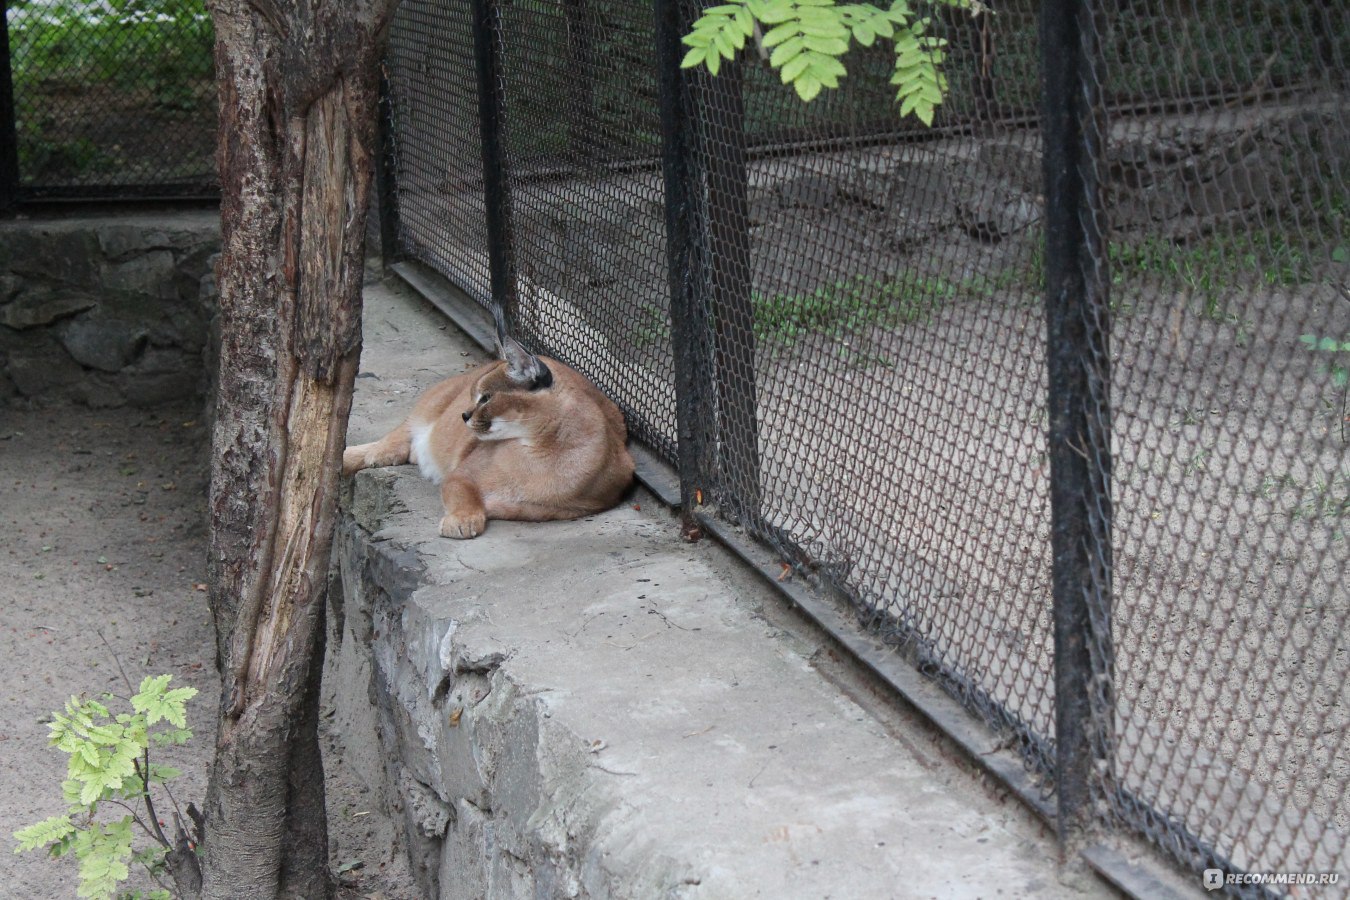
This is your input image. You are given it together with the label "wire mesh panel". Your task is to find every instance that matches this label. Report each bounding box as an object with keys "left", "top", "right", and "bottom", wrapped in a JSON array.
[
  {"left": 4, "top": 0, "right": 217, "bottom": 199},
  {"left": 1102, "top": 0, "right": 1349, "bottom": 886},
  {"left": 387, "top": 0, "right": 681, "bottom": 458},
  {"left": 385, "top": 0, "right": 492, "bottom": 306},
  {"left": 382, "top": 0, "right": 1350, "bottom": 891},
  {"left": 675, "top": 0, "right": 1061, "bottom": 770},
  {"left": 494, "top": 0, "right": 679, "bottom": 458}
]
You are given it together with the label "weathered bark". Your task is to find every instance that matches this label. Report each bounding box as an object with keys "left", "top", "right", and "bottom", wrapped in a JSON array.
[{"left": 199, "top": 0, "right": 399, "bottom": 896}]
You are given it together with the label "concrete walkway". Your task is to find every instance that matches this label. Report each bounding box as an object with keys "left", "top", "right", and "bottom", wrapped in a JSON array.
[{"left": 329, "top": 276, "right": 1119, "bottom": 899}]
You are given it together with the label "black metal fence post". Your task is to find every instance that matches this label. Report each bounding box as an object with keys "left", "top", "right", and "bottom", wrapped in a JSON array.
[
  {"left": 697, "top": 57, "right": 761, "bottom": 525},
  {"left": 0, "top": 0, "right": 20, "bottom": 214},
  {"left": 653, "top": 0, "right": 715, "bottom": 539},
  {"left": 470, "top": 0, "right": 518, "bottom": 332},
  {"left": 1041, "top": 0, "right": 1114, "bottom": 858}
]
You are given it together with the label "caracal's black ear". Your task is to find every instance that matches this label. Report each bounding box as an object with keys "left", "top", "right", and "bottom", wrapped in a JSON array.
[{"left": 498, "top": 335, "right": 553, "bottom": 389}]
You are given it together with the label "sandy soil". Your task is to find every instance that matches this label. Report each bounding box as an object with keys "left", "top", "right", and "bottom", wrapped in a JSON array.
[{"left": 0, "top": 403, "right": 417, "bottom": 899}]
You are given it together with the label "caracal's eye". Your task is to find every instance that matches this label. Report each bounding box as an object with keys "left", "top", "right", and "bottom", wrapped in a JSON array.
[{"left": 477, "top": 392, "right": 492, "bottom": 405}]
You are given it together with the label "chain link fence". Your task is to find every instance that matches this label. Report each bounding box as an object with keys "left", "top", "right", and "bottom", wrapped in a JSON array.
[
  {"left": 383, "top": 0, "right": 1347, "bottom": 893},
  {"left": 1, "top": 0, "right": 218, "bottom": 202}
]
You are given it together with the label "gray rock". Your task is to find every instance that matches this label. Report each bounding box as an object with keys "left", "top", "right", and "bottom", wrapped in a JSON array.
[
  {"left": 0, "top": 366, "right": 17, "bottom": 406},
  {"left": 977, "top": 141, "right": 1043, "bottom": 195},
  {"left": 119, "top": 371, "right": 198, "bottom": 407},
  {"left": 172, "top": 242, "right": 221, "bottom": 303},
  {"left": 0, "top": 275, "right": 21, "bottom": 305},
  {"left": 96, "top": 224, "right": 175, "bottom": 262},
  {"left": 778, "top": 174, "right": 839, "bottom": 210},
  {"left": 0, "top": 226, "right": 100, "bottom": 285},
  {"left": 70, "top": 376, "right": 127, "bottom": 409},
  {"left": 6, "top": 344, "right": 84, "bottom": 398},
  {"left": 397, "top": 770, "right": 453, "bottom": 839},
  {"left": 957, "top": 182, "right": 1042, "bottom": 241},
  {"left": 127, "top": 346, "right": 193, "bottom": 377},
  {"left": 60, "top": 316, "right": 150, "bottom": 372},
  {"left": 0, "top": 289, "right": 98, "bottom": 330},
  {"left": 101, "top": 250, "right": 178, "bottom": 300}
]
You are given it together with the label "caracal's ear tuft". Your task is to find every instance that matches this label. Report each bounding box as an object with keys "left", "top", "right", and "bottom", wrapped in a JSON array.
[{"left": 499, "top": 335, "right": 553, "bottom": 389}]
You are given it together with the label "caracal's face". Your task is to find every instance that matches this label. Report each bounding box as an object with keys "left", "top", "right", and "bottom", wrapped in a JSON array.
[{"left": 462, "top": 363, "right": 540, "bottom": 442}]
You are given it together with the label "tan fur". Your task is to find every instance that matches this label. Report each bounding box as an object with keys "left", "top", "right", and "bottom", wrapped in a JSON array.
[{"left": 343, "top": 356, "right": 634, "bottom": 539}]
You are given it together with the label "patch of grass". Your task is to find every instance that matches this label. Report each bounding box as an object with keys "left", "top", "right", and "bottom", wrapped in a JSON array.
[
  {"left": 633, "top": 304, "right": 672, "bottom": 349},
  {"left": 1109, "top": 232, "right": 1315, "bottom": 319},
  {"left": 1289, "top": 472, "right": 1350, "bottom": 521},
  {"left": 751, "top": 273, "right": 956, "bottom": 344}
]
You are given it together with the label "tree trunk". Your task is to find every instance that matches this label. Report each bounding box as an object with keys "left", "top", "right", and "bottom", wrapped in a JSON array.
[{"left": 198, "top": 0, "right": 399, "bottom": 896}]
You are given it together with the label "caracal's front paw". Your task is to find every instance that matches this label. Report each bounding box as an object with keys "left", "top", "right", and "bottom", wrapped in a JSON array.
[
  {"left": 439, "top": 510, "right": 487, "bottom": 539},
  {"left": 342, "top": 445, "right": 371, "bottom": 477}
]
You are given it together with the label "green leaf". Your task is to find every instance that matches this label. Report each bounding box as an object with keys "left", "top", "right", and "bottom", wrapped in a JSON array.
[
  {"left": 734, "top": 5, "right": 755, "bottom": 34},
  {"left": 150, "top": 727, "right": 193, "bottom": 747},
  {"left": 807, "top": 51, "right": 847, "bottom": 79},
  {"left": 713, "top": 29, "right": 734, "bottom": 59},
  {"left": 132, "top": 675, "right": 196, "bottom": 729},
  {"left": 14, "top": 815, "right": 75, "bottom": 853},
  {"left": 795, "top": 73, "right": 824, "bottom": 101},
  {"left": 769, "top": 35, "right": 806, "bottom": 68},
  {"left": 761, "top": 21, "right": 802, "bottom": 47},
  {"left": 73, "top": 819, "right": 133, "bottom": 900},
  {"left": 680, "top": 46, "right": 707, "bottom": 68},
  {"left": 754, "top": 0, "right": 799, "bottom": 24},
  {"left": 780, "top": 51, "right": 812, "bottom": 83},
  {"left": 1333, "top": 246, "right": 1349, "bottom": 263},
  {"left": 802, "top": 33, "right": 850, "bottom": 54}
]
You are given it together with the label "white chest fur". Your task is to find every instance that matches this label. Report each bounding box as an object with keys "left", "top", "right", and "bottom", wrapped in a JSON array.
[
  {"left": 408, "top": 420, "right": 445, "bottom": 484},
  {"left": 480, "top": 418, "right": 532, "bottom": 444}
]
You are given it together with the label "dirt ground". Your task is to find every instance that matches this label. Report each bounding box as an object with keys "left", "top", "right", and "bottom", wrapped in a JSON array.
[{"left": 0, "top": 403, "right": 417, "bottom": 899}]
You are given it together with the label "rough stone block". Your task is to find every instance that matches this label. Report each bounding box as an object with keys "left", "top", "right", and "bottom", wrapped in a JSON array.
[
  {"left": 0, "top": 226, "right": 101, "bottom": 286},
  {"left": 0, "top": 275, "right": 21, "bottom": 305},
  {"left": 60, "top": 316, "right": 150, "bottom": 372},
  {"left": 0, "top": 289, "right": 98, "bottom": 330},
  {"left": 101, "top": 250, "right": 179, "bottom": 300},
  {"left": 6, "top": 343, "right": 85, "bottom": 398}
]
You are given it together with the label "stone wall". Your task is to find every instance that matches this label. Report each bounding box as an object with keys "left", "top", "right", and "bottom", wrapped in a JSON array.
[{"left": 0, "top": 210, "right": 220, "bottom": 408}]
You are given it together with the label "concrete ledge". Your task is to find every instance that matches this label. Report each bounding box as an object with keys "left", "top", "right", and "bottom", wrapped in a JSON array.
[{"left": 328, "top": 279, "right": 1109, "bottom": 899}]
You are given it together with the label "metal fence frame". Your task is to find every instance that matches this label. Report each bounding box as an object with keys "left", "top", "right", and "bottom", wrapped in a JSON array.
[
  {"left": 372, "top": 0, "right": 1350, "bottom": 896},
  {"left": 375, "top": 0, "right": 1260, "bottom": 894}
]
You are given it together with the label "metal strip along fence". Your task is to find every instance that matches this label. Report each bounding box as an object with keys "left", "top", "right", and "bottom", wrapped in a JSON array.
[{"left": 382, "top": 0, "right": 1347, "bottom": 895}]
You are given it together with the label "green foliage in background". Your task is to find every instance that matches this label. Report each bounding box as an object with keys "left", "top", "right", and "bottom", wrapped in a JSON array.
[
  {"left": 681, "top": 0, "right": 972, "bottom": 125},
  {"left": 7, "top": 0, "right": 212, "bottom": 94},
  {"left": 13, "top": 675, "right": 197, "bottom": 900},
  {"left": 6, "top": 0, "right": 215, "bottom": 183}
]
